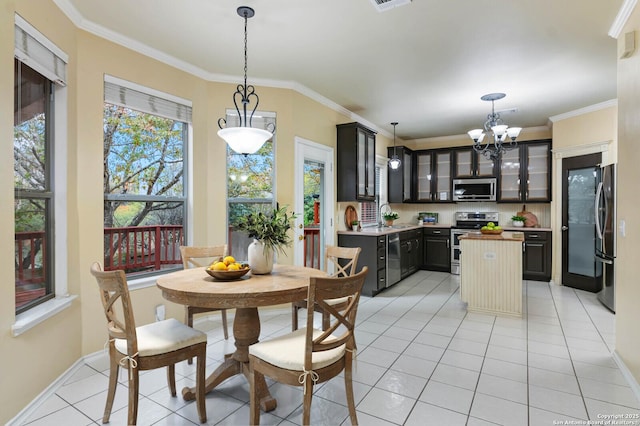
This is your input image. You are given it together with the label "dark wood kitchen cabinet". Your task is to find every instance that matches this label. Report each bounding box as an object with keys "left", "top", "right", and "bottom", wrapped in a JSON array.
[
  {"left": 415, "top": 149, "right": 452, "bottom": 202},
  {"left": 400, "top": 229, "right": 422, "bottom": 278},
  {"left": 523, "top": 230, "right": 551, "bottom": 281},
  {"left": 422, "top": 227, "right": 450, "bottom": 271},
  {"left": 498, "top": 139, "right": 551, "bottom": 203},
  {"left": 337, "top": 122, "right": 376, "bottom": 202},
  {"left": 387, "top": 146, "right": 413, "bottom": 203},
  {"left": 453, "top": 147, "right": 497, "bottom": 178},
  {"left": 338, "top": 234, "right": 386, "bottom": 296}
]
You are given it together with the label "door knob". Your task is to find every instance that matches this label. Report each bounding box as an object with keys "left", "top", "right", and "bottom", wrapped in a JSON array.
[
  {"left": 298, "top": 235, "right": 304, "bottom": 241},
  {"left": 298, "top": 224, "right": 303, "bottom": 229},
  {"left": 561, "top": 225, "right": 568, "bottom": 231}
]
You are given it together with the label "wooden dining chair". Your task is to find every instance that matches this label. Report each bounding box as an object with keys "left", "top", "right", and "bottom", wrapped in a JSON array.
[
  {"left": 90, "top": 262, "right": 207, "bottom": 425},
  {"left": 248, "top": 266, "right": 368, "bottom": 425},
  {"left": 291, "top": 245, "right": 361, "bottom": 331},
  {"left": 180, "top": 245, "right": 229, "bottom": 364}
]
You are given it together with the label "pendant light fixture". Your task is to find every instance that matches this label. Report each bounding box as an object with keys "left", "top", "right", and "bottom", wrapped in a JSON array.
[
  {"left": 217, "top": 6, "right": 273, "bottom": 155},
  {"left": 467, "top": 93, "right": 521, "bottom": 161},
  {"left": 388, "top": 122, "right": 401, "bottom": 170}
]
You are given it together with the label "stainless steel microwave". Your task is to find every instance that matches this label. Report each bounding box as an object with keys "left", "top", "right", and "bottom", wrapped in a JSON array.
[{"left": 452, "top": 178, "right": 497, "bottom": 202}]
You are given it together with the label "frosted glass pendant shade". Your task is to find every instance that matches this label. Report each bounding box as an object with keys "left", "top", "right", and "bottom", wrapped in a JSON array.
[{"left": 218, "top": 127, "right": 272, "bottom": 155}]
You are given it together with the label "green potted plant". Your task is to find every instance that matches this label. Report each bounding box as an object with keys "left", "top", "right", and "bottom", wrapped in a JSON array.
[
  {"left": 235, "top": 206, "right": 298, "bottom": 274},
  {"left": 351, "top": 220, "right": 359, "bottom": 231},
  {"left": 511, "top": 215, "right": 526, "bottom": 227},
  {"left": 383, "top": 211, "right": 400, "bottom": 226}
]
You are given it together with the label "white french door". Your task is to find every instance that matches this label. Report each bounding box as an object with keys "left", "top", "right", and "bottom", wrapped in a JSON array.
[{"left": 293, "top": 137, "right": 334, "bottom": 267}]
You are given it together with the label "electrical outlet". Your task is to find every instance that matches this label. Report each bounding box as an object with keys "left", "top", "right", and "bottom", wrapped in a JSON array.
[{"left": 155, "top": 304, "right": 165, "bottom": 321}]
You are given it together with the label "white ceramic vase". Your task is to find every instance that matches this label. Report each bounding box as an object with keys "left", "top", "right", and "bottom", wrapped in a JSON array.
[{"left": 247, "top": 239, "right": 274, "bottom": 274}]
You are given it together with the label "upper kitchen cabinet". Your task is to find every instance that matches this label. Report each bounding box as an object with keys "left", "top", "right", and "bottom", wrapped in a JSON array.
[
  {"left": 415, "top": 149, "right": 452, "bottom": 203},
  {"left": 387, "top": 146, "right": 413, "bottom": 203},
  {"left": 498, "top": 139, "right": 551, "bottom": 203},
  {"left": 453, "top": 147, "right": 497, "bottom": 178},
  {"left": 337, "top": 122, "right": 376, "bottom": 201}
]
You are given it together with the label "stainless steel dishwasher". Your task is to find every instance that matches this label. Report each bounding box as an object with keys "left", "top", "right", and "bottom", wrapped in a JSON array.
[{"left": 387, "top": 233, "right": 401, "bottom": 286}]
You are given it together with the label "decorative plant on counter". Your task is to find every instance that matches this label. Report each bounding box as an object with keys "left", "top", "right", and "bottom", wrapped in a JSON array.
[
  {"left": 511, "top": 215, "right": 526, "bottom": 227},
  {"left": 235, "top": 206, "right": 298, "bottom": 255},
  {"left": 383, "top": 211, "right": 400, "bottom": 221}
]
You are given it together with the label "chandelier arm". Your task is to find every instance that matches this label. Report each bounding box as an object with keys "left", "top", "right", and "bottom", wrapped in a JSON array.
[{"left": 245, "top": 85, "right": 259, "bottom": 128}]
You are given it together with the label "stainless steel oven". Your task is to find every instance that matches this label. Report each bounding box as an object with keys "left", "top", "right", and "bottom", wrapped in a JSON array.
[{"left": 451, "top": 212, "right": 499, "bottom": 275}]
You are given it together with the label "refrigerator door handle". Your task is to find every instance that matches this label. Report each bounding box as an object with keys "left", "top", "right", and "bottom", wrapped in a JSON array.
[
  {"left": 595, "top": 254, "right": 614, "bottom": 265},
  {"left": 595, "top": 181, "right": 604, "bottom": 241}
]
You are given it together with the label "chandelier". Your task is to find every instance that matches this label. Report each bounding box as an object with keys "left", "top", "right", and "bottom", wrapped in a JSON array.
[
  {"left": 388, "top": 122, "right": 401, "bottom": 169},
  {"left": 217, "top": 6, "right": 273, "bottom": 155},
  {"left": 467, "top": 93, "right": 521, "bottom": 161}
]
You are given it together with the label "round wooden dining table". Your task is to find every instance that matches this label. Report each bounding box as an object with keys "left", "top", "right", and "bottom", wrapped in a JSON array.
[{"left": 156, "top": 263, "right": 327, "bottom": 412}]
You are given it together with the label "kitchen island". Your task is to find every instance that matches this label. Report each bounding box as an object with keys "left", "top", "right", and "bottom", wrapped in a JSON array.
[{"left": 459, "top": 231, "right": 525, "bottom": 317}]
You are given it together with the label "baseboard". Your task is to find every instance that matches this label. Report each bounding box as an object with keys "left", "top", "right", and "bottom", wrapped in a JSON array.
[
  {"left": 7, "top": 350, "right": 105, "bottom": 426},
  {"left": 613, "top": 350, "right": 640, "bottom": 403}
]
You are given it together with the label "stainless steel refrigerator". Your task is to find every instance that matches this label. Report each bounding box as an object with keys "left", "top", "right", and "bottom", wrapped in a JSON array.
[{"left": 595, "top": 163, "right": 616, "bottom": 312}]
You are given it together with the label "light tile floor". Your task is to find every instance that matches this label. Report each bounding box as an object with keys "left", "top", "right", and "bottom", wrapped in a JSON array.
[{"left": 20, "top": 271, "right": 640, "bottom": 425}]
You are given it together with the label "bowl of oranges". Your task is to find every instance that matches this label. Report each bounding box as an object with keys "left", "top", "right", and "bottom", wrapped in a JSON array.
[{"left": 206, "top": 256, "right": 251, "bottom": 281}]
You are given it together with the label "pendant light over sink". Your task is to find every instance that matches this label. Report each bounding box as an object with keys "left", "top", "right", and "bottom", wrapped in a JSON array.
[
  {"left": 388, "top": 122, "right": 401, "bottom": 170},
  {"left": 217, "top": 6, "right": 274, "bottom": 155}
]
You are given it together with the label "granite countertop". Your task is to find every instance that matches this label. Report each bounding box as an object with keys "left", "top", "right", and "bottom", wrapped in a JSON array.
[
  {"left": 338, "top": 223, "right": 452, "bottom": 236},
  {"left": 459, "top": 231, "right": 525, "bottom": 242}
]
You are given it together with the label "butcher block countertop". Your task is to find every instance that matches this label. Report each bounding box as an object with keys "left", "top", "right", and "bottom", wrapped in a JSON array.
[{"left": 459, "top": 231, "right": 525, "bottom": 242}]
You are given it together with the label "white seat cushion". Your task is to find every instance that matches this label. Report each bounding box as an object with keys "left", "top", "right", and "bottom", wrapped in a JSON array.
[
  {"left": 249, "top": 328, "right": 345, "bottom": 370},
  {"left": 326, "top": 296, "right": 349, "bottom": 306},
  {"left": 115, "top": 318, "right": 207, "bottom": 357}
]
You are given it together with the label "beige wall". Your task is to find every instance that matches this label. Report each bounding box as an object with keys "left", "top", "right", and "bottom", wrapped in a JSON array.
[
  {"left": 3, "top": 1, "right": 639, "bottom": 422},
  {"left": 616, "top": 7, "right": 640, "bottom": 383}
]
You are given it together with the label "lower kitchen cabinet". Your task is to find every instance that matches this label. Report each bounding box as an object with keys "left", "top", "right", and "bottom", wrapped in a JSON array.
[
  {"left": 523, "top": 230, "right": 551, "bottom": 281},
  {"left": 400, "top": 229, "right": 422, "bottom": 278},
  {"left": 422, "top": 227, "right": 450, "bottom": 271},
  {"left": 338, "top": 234, "right": 388, "bottom": 296}
]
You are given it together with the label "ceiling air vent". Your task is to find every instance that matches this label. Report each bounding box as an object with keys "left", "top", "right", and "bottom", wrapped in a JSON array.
[{"left": 370, "top": 0, "right": 412, "bottom": 12}]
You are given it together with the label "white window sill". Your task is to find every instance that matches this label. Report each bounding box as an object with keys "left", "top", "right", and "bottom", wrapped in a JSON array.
[
  {"left": 12, "top": 294, "right": 78, "bottom": 337},
  {"left": 127, "top": 275, "right": 161, "bottom": 291}
]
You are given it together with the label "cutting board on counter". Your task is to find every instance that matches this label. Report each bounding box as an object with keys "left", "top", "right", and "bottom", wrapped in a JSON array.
[
  {"left": 344, "top": 205, "right": 358, "bottom": 229},
  {"left": 517, "top": 205, "right": 539, "bottom": 227}
]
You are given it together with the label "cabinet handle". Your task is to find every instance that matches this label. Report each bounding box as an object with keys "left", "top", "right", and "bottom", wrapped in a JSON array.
[
  {"left": 433, "top": 230, "right": 441, "bottom": 234},
  {"left": 529, "top": 234, "right": 539, "bottom": 238},
  {"left": 446, "top": 239, "right": 450, "bottom": 249},
  {"left": 523, "top": 243, "right": 526, "bottom": 252}
]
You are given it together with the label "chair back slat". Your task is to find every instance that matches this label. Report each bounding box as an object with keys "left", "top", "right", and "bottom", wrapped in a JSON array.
[
  {"left": 325, "top": 245, "right": 361, "bottom": 277},
  {"left": 304, "top": 267, "right": 368, "bottom": 365},
  {"left": 90, "top": 262, "right": 138, "bottom": 355},
  {"left": 179, "top": 245, "right": 227, "bottom": 269}
]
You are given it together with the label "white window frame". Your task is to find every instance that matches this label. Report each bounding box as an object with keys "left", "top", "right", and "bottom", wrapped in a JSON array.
[{"left": 12, "top": 15, "right": 73, "bottom": 336}]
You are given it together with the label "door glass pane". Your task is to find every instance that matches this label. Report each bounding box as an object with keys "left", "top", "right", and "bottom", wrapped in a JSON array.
[
  {"left": 500, "top": 149, "right": 520, "bottom": 200},
  {"left": 417, "top": 153, "right": 432, "bottom": 200},
  {"left": 527, "top": 144, "right": 549, "bottom": 200},
  {"left": 567, "top": 167, "right": 596, "bottom": 276},
  {"left": 436, "top": 152, "right": 451, "bottom": 200},
  {"left": 403, "top": 151, "right": 411, "bottom": 199},
  {"left": 303, "top": 160, "right": 323, "bottom": 269},
  {"left": 357, "top": 131, "right": 366, "bottom": 196},
  {"left": 456, "top": 150, "right": 472, "bottom": 177}
]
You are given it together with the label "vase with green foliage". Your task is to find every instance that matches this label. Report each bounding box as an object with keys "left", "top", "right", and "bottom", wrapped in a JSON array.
[{"left": 235, "top": 206, "right": 297, "bottom": 274}]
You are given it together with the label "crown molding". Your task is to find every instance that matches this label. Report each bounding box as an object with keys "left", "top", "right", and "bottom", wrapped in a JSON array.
[
  {"left": 548, "top": 99, "right": 618, "bottom": 123},
  {"left": 51, "top": 0, "right": 392, "bottom": 138},
  {"left": 609, "top": 0, "right": 638, "bottom": 39}
]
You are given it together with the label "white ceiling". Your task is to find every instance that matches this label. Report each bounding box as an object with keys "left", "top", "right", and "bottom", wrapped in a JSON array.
[{"left": 57, "top": 0, "right": 623, "bottom": 141}]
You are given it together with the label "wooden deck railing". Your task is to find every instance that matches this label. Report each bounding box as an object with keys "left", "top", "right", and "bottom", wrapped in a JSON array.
[{"left": 16, "top": 225, "right": 321, "bottom": 306}]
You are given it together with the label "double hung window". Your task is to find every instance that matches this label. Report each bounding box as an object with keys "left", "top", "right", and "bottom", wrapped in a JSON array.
[
  {"left": 14, "top": 16, "right": 67, "bottom": 315},
  {"left": 102, "top": 77, "right": 191, "bottom": 277}
]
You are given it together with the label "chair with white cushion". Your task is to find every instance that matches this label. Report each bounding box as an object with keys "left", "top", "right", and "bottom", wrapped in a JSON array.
[
  {"left": 180, "top": 245, "right": 229, "bottom": 365},
  {"left": 248, "top": 266, "right": 368, "bottom": 425},
  {"left": 291, "top": 245, "right": 361, "bottom": 331},
  {"left": 90, "top": 262, "right": 207, "bottom": 425}
]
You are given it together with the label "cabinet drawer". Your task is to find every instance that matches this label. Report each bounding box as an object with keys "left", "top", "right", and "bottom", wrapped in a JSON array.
[
  {"left": 377, "top": 269, "right": 386, "bottom": 289},
  {"left": 524, "top": 231, "right": 548, "bottom": 241},
  {"left": 377, "top": 247, "right": 386, "bottom": 269},
  {"left": 423, "top": 227, "right": 450, "bottom": 237}
]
